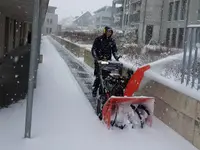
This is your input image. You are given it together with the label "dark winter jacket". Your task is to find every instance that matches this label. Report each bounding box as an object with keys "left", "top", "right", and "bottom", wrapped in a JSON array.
[{"left": 91, "top": 34, "right": 119, "bottom": 61}]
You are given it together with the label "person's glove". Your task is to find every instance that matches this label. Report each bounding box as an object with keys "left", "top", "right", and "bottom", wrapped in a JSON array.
[
  {"left": 94, "top": 56, "right": 98, "bottom": 61},
  {"left": 116, "top": 55, "right": 122, "bottom": 61},
  {"left": 93, "top": 54, "right": 99, "bottom": 61}
]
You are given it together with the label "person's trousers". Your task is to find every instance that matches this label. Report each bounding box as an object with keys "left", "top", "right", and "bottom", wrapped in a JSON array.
[{"left": 93, "top": 60, "right": 100, "bottom": 91}]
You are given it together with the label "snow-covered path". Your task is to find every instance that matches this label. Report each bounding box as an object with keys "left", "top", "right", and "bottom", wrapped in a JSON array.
[{"left": 0, "top": 37, "right": 197, "bottom": 150}]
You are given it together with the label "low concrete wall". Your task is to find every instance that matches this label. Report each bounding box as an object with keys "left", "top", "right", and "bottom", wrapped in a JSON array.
[
  {"left": 51, "top": 36, "right": 84, "bottom": 58},
  {"left": 52, "top": 35, "right": 200, "bottom": 149},
  {"left": 137, "top": 81, "right": 200, "bottom": 149}
]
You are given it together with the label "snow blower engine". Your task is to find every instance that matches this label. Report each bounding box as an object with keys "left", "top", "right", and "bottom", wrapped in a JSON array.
[{"left": 96, "top": 60, "right": 154, "bottom": 130}]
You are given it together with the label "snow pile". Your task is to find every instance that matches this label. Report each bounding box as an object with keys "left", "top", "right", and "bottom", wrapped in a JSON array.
[
  {"left": 160, "top": 58, "right": 200, "bottom": 90},
  {"left": 148, "top": 49, "right": 200, "bottom": 91}
]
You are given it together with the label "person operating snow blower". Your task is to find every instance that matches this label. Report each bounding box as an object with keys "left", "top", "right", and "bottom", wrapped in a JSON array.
[
  {"left": 91, "top": 26, "right": 121, "bottom": 97},
  {"left": 90, "top": 27, "right": 154, "bottom": 130}
]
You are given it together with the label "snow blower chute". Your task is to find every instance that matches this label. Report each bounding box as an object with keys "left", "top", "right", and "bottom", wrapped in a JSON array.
[{"left": 95, "top": 61, "right": 155, "bottom": 129}]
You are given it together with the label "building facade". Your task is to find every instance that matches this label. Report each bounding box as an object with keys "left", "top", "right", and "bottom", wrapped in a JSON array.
[
  {"left": 112, "top": 0, "right": 124, "bottom": 28},
  {"left": 94, "top": 6, "right": 112, "bottom": 28},
  {"left": 42, "top": 6, "right": 58, "bottom": 35},
  {"left": 0, "top": 0, "right": 48, "bottom": 107},
  {"left": 160, "top": 0, "right": 200, "bottom": 48},
  {"left": 112, "top": 0, "right": 200, "bottom": 47}
]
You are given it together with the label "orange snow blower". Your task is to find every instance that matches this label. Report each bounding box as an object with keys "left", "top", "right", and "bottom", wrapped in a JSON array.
[{"left": 95, "top": 61, "right": 154, "bottom": 129}]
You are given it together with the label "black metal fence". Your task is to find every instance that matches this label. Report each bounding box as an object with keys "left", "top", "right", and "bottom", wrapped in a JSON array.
[{"left": 181, "top": 25, "right": 200, "bottom": 90}]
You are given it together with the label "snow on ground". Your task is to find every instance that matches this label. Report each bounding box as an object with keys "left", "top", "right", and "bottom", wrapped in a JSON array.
[{"left": 0, "top": 36, "right": 197, "bottom": 150}]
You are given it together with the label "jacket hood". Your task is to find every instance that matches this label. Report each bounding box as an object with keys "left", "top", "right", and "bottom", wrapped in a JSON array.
[{"left": 103, "top": 26, "right": 113, "bottom": 37}]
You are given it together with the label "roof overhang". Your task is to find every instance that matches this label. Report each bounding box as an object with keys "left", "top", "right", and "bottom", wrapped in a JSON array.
[{"left": 0, "top": 0, "right": 49, "bottom": 23}]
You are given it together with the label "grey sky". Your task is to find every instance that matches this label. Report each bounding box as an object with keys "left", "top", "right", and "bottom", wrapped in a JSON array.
[{"left": 49, "top": 0, "right": 113, "bottom": 21}]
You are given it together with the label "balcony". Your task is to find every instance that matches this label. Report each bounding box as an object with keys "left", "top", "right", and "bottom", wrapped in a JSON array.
[
  {"left": 113, "top": 0, "right": 123, "bottom": 4},
  {"left": 113, "top": 16, "right": 122, "bottom": 23},
  {"left": 130, "top": 0, "right": 141, "bottom": 4},
  {"left": 115, "top": 6, "right": 123, "bottom": 14},
  {"left": 131, "top": 9, "right": 140, "bottom": 15},
  {"left": 129, "top": 12, "right": 140, "bottom": 23}
]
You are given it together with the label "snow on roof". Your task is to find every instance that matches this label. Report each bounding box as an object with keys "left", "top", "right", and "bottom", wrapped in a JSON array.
[
  {"left": 94, "top": 6, "right": 112, "bottom": 13},
  {"left": 73, "top": 11, "right": 92, "bottom": 23}
]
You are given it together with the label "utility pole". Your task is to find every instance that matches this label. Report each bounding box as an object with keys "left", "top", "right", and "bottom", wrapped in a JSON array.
[
  {"left": 24, "top": 0, "right": 40, "bottom": 138},
  {"left": 141, "top": 0, "right": 147, "bottom": 43},
  {"left": 158, "top": 0, "right": 164, "bottom": 44},
  {"left": 122, "top": 0, "right": 126, "bottom": 30}
]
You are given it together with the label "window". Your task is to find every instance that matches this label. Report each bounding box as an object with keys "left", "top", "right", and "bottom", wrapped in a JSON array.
[
  {"left": 166, "top": 28, "right": 171, "bottom": 46},
  {"left": 171, "top": 28, "right": 177, "bottom": 47},
  {"left": 49, "top": 28, "right": 52, "bottom": 33},
  {"left": 50, "top": 19, "right": 53, "bottom": 24},
  {"left": 125, "top": 14, "right": 128, "bottom": 25},
  {"left": 132, "top": 3, "right": 136, "bottom": 11},
  {"left": 46, "top": 28, "right": 49, "bottom": 34},
  {"left": 129, "top": 11, "right": 140, "bottom": 23},
  {"left": 168, "top": 2, "right": 174, "bottom": 21},
  {"left": 47, "top": 18, "right": 49, "bottom": 24},
  {"left": 145, "top": 25, "right": 153, "bottom": 44},
  {"left": 178, "top": 28, "right": 184, "bottom": 48},
  {"left": 180, "top": 0, "right": 187, "bottom": 20},
  {"left": 198, "top": 1, "right": 200, "bottom": 20},
  {"left": 174, "top": 1, "right": 180, "bottom": 20},
  {"left": 198, "top": 9, "right": 200, "bottom": 20},
  {"left": 125, "top": 0, "right": 129, "bottom": 6},
  {"left": 102, "top": 17, "right": 110, "bottom": 21}
]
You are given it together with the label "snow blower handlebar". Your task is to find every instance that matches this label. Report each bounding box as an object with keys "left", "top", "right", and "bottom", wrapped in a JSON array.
[{"left": 97, "top": 60, "right": 124, "bottom": 96}]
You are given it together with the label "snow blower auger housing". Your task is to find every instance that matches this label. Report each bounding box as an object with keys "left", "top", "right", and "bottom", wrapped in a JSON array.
[{"left": 95, "top": 60, "right": 155, "bottom": 130}]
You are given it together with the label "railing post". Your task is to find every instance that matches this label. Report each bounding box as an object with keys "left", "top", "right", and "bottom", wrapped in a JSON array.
[
  {"left": 191, "top": 28, "right": 198, "bottom": 88},
  {"left": 181, "top": 0, "right": 191, "bottom": 83},
  {"left": 186, "top": 28, "right": 194, "bottom": 85}
]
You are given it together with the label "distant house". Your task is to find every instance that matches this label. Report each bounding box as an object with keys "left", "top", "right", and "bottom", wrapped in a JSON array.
[
  {"left": 42, "top": 6, "right": 58, "bottom": 35},
  {"left": 94, "top": 6, "right": 112, "bottom": 28},
  {"left": 73, "top": 11, "right": 93, "bottom": 27}
]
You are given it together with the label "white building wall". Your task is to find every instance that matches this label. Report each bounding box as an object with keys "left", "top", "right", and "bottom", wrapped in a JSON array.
[
  {"left": 94, "top": 9, "right": 112, "bottom": 28},
  {"left": 42, "top": 12, "right": 58, "bottom": 35}
]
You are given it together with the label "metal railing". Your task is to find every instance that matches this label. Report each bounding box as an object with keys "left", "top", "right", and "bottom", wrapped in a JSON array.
[{"left": 181, "top": 25, "right": 200, "bottom": 90}]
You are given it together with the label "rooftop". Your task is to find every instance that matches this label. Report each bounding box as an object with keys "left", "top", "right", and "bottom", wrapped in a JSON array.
[
  {"left": 94, "top": 6, "right": 112, "bottom": 14},
  {"left": 73, "top": 11, "right": 92, "bottom": 23}
]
